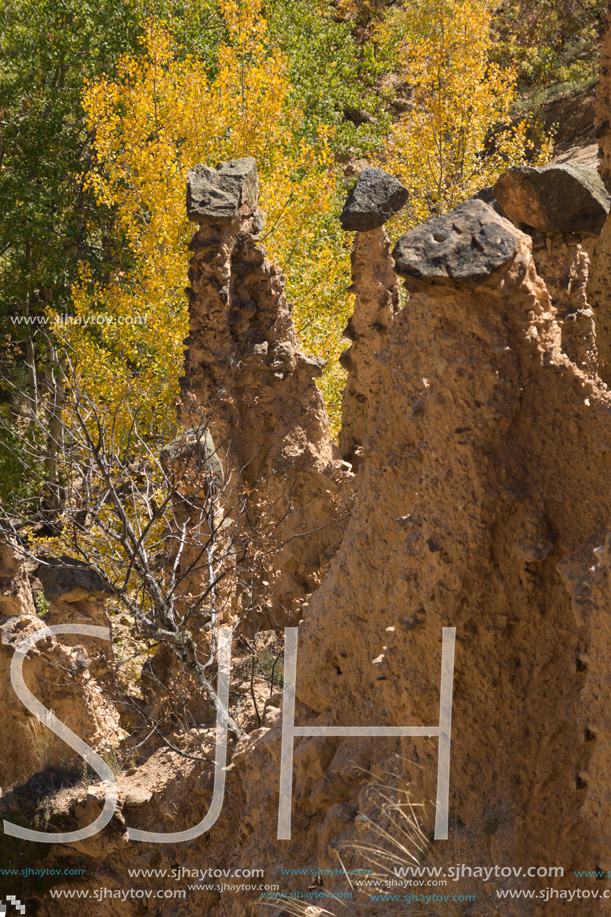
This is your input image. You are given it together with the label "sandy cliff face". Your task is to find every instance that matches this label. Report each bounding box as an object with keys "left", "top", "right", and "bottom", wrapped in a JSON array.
[
  {"left": 21, "top": 192, "right": 611, "bottom": 917},
  {"left": 381, "top": 202, "right": 611, "bottom": 907},
  {"left": 205, "top": 199, "right": 611, "bottom": 917},
  {"left": 590, "top": 2, "right": 611, "bottom": 388},
  {"left": 528, "top": 232, "right": 597, "bottom": 374}
]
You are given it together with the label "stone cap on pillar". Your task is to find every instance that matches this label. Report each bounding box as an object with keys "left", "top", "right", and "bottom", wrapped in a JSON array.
[
  {"left": 187, "top": 157, "right": 259, "bottom": 224},
  {"left": 340, "top": 167, "right": 409, "bottom": 232},
  {"left": 492, "top": 163, "right": 611, "bottom": 235},
  {"left": 392, "top": 199, "right": 517, "bottom": 288}
]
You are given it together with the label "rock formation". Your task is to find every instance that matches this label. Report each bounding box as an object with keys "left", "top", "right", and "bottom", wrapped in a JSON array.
[
  {"left": 338, "top": 168, "right": 408, "bottom": 469},
  {"left": 214, "top": 199, "right": 611, "bottom": 916},
  {"left": 339, "top": 167, "right": 409, "bottom": 233},
  {"left": 0, "top": 542, "right": 122, "bottom": 786},
  {"left": 183, "top": 157, "right": 332, "bottom": 481},
  {"left": 18, "top": 189, "right": 611, "bottom": 917},
  {"left": 493, "top": 164, "right": 607, "bottom": 377},
  {"left": 493, "top": 163, "right": 610, "bottom": 235},
  {"left": 182, "top": 158, "right": 350, "bottom": 624}
]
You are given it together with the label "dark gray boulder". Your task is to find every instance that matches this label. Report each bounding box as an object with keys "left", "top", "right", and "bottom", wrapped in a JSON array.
[
  {"left": 392, "top": 199, "right": 517, "bottom": 287},
  {"left": 492, "top": 163, "right": 611, "bottom": 235},
  {"left": 187, "top": 158, "right": 259, "bottom": 224},
  {"left": 35, "top": 556, "right": 113, "bottom": 603},
  {"left": 340, "top": 167, "right": 409, "bottom": 232}
]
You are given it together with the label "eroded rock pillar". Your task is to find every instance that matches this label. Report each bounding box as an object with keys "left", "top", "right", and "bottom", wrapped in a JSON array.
[
  {"left": 493, "top": 163, "right": 610, "bottom": 378},
  {"left": 182, "top": 158, "right": 350, "bottom": 622},
  {"left": 338, "top": 167, "right": 408, "bottom": 469},
  {"left": 278, "top": 200, "right": 611, "bottom": 913}
]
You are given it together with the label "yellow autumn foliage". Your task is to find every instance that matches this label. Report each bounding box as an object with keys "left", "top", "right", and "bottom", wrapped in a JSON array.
[
  {"left": 61, "top": 0, "right": 553, "bottom": 447},
  {"left": 378, "top": 0, "right": 553, "bottom": 231},
  {"left": 66, "top": 2, "right": 352, "bottom": 438}
]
